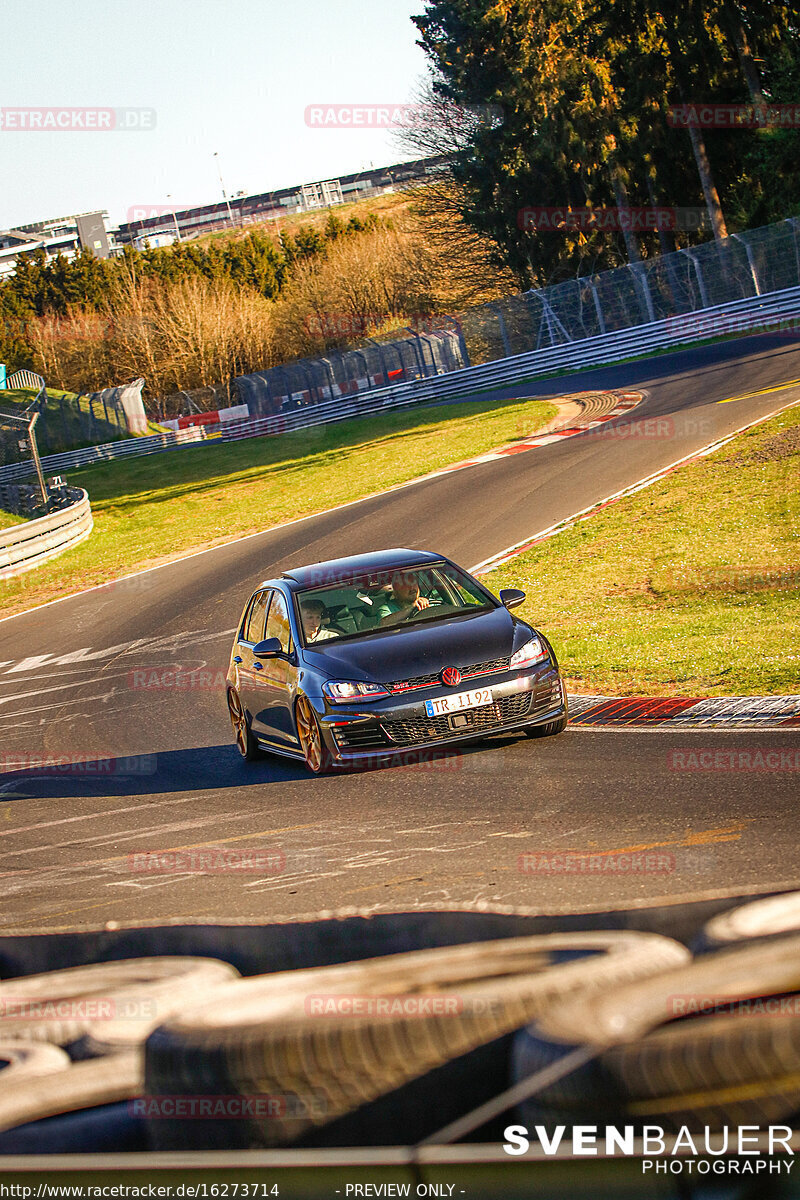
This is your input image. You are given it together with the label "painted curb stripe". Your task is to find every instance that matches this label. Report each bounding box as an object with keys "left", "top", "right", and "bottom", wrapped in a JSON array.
[{"left": 567, "top": 694, "right": 800, "bottom": 728}]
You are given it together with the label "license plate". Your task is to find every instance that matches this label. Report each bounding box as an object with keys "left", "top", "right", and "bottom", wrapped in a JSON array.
[{"left": 425, "top": 687, "right": 493, "bottom": 718}]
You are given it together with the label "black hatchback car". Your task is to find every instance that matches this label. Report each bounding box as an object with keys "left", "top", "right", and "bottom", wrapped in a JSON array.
[{"left": 226, "top": 548, "right": 567, "bottom": 773}]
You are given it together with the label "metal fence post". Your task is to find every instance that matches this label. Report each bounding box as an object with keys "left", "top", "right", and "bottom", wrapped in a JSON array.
[
  {"left": 489, "top": 304, "right": 512, "bottom": 358},
  {"left": 731, "top": 233, "right": 761, "bottom": 296},
  {"left": 590, "top": 281, "right": 607, "bottom": 335},
  {"left": 684, "top": 250, "right": 710, "bottom": 309}
]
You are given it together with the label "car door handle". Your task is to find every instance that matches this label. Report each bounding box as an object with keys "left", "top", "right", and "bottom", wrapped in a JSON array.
[
  {"left": 233, "top": 656, "right": 242, "bottom": 665},
  {"left": 253, "top": 662, "right": 263, "bottom": 671}
]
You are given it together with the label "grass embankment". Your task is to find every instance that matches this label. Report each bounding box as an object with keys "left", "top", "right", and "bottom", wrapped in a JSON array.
[
  {"left": 483, "top": 403, "right": 800, "bottom": 696},
  {"left": 0, "top": 510, "right": 26, "bottom": 531},
  {"left": 0, "top": 386, "right": 130, "bottom": 452},
  {"left": 0, "top": 397, "right": 557, "bottom": 616}
]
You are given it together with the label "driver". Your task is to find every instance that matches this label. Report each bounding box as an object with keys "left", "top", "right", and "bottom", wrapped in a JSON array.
[
  {"left": 377, "top": 570, "right": 431, "bottom": 627},
  {"left": 302, "top": 598, "right": 338, "bottom": 643}
]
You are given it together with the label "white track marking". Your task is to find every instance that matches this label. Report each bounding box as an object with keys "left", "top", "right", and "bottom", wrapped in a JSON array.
[
  {"left": 471, "top": 394, "right": 800, "bottom": 574},
  {"left": 0, "top": 397, "right": 630, "bottom": 627},
  {"left": 0, "top": 796, "right": 200, "bottom": 838},
  {"left": 0, "top": 628, "right": 237, "bottom": 677}
]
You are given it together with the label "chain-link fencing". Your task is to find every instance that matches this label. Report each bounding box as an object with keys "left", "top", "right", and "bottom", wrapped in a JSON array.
[
  {"left": 461, "top": 217, "right": 800, "bottom": 363},
  {"left": 235, "top": 320, "right": 469, "bottom": 418},
  {"left": 235, "top": 216, "right": 800, "bottom": 415}
]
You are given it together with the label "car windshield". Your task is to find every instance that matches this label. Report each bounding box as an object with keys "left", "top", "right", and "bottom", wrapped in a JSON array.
[{"left": 296, "top": 563, "right": 495, "bottom": 645}]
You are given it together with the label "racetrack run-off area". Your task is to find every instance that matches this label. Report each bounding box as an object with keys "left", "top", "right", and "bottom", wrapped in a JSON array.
[{"left": 0, "top": 332, "right": 799, "bottom": 930}]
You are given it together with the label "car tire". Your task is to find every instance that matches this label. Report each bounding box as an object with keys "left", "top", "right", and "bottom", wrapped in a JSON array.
[
  {"left": 0, "top": 957, "right": 240, "bottom": 1048},
  {"left": 143, "top": 931, "right": 687, "bottom": 1149},
  {"left": 524, "top": 715, "right": 568, "bottom": 738},
  {"left": 227, "top": 688, "right": 261, "bottom": 761},
  {"left": 295, "top": 695, "right": 330, "bottom": 775},
  {"left": 697, "top": 890, "right": 800, "bottom": 952},
  {"left": 0, "top": 1050, "right": 142, "bottom": 1135},
  {"left": 513, "top": 933, "right": 800, "bottom": 1132}
]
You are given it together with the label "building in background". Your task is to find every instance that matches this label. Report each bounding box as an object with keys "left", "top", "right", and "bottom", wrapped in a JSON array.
[
  {"left": 115, "top": 156, "right": 446, "bottom": 246},
  {"left": 0, "top": 211, "right": 113, "bottom": 279},
  {"left": 0, "top": 156, "right": 447, "bottom": 276}
]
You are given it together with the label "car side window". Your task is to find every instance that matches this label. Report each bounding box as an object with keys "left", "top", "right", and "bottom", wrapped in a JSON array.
[
  {"left": 265, "top": 590, "right": 292, "bottom": 654},
  {"left": 243, "top": 590, "right": 270, "bottom": 643}
]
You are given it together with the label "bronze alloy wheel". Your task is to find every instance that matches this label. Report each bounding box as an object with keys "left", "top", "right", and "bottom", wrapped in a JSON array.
[
  {"left": 227, "top": 688, "right": 260, "bottom": 761},
  {"left": 295, "top": 695, "right": 327, "bottom": 774}
]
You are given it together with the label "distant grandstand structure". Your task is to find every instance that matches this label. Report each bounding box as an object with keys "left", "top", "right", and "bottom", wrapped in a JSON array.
[
  {"left": 116, "top": 156, "right": 446, "bottom": 247},
  {"left": 0, "top": 156, "right": 446, "bottom": 277}
]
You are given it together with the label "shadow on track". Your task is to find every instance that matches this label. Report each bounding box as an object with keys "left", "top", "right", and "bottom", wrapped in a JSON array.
[{"left": 0, "top": 735, "right": 522, "bottom": 802}]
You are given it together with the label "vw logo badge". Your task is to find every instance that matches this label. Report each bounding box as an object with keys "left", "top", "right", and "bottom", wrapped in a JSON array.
[{"left": 441, "top": 666, "right": 462, "bottom": 687}]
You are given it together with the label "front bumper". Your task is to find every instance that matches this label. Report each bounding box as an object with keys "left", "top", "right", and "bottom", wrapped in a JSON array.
[{"left": 312, "top": 663, "right": 566, "bottom": 764}]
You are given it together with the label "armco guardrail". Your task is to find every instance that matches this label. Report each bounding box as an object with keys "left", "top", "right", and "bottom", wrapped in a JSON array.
[
  {"left": 0, "top": 488, "right": 92, "bottom": 579},
  {"left": 225, "top": 285, "right": 800, "bottom": 442},
  {"left": 0, "top": 425, "right": 204, "bottom": 485}
]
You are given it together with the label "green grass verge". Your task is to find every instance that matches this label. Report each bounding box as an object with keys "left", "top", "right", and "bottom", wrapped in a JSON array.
[
  {"left": 0, "top": 397, "right": 557, "bottom": 616},
  {"left": 1, "top": 386, "right": 129, "bottom": 453},
  {"left": 0, "top": 509, "right": 26, "bottom": 531},
  {"left": 482, "top": 402, "right": 800, "bottom": 696}
]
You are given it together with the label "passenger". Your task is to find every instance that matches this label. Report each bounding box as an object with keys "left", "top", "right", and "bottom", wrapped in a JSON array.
[
  {"left": 302, "top": 599, "right": 337, "bottom": 643},
  {"left": 377, "top": 571, "right": 431, "bottom": 627}
]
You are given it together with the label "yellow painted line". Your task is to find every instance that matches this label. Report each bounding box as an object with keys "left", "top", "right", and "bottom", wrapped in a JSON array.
[
  {"left": 717, "top": 378, "right": 800, "bottom": 403},
  {"left": 563, "top": 823, "right": 748, "bottom": 859}
]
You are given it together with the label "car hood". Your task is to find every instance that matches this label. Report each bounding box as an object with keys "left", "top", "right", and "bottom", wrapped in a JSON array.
[{"left": 302, "top": 605, "right": 534, "bottom": 683}]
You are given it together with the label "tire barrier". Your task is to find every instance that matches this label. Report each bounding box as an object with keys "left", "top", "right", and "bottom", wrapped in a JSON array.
[
  {"left": 144, "top": 931, "right": 687, "bottom": 1149},
  {"left": 0, "top": 487, "right": 92, "bottom": 579},
  {"left": 0, "top": 956, "right": 240, "bottom": 1048},
  {"left": 699, "top": 890, "right": 800, "bottom": 951},
  {"left": 513, "top": 933, "right": 800, "bottom": 1133},
  {"left": 0, "top": 898, "right": 795, "bottom": 1155},
  {"left": 0, "top": 1050, "right": 142, "bottom": 1134}
]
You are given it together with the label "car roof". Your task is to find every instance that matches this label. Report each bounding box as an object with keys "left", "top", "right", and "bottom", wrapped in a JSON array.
[{"left": 261, "top": 548, "right": 447, "bottom": 590}]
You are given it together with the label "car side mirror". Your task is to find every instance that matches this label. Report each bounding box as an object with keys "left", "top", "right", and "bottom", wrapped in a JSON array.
[
  {"left": 252, "top": 637, "right": 282, "bottom": 658},
  {"left": 499, "top": 588, "right": 526, "bottom": 610}
]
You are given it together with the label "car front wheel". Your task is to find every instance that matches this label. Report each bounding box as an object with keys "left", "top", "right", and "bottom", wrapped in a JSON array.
[
  {"left": 227, "top": 688, "right": 261, "bottom": 761},
  {"left": 524, "top": 714, "right": 568, "bottom": 739},
  {"left": 295, "top": 696, "right": 330, "bottom": 775}
]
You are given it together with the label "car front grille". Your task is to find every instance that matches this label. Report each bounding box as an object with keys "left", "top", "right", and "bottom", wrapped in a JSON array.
[
  {"left": 383, "top": 690, "right": 534, "bottom": 747},
  {"left": 332, "top": 724, "right": 391, "bottom": 750},
  {"left": 386, "top": 656, "right": 512, "bottom": 694},
  {"left": 530, "top": 674, "right": 562, "bottom": 717}
]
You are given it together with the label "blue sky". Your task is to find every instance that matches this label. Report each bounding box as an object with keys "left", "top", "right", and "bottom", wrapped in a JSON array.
[{"left": 0, "top": 0, "right": 431, "bottom": 229}]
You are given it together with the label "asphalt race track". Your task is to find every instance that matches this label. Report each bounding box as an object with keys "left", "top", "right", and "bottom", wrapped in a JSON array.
[{"left": 1, "top": 332, "right": 799, "bottom": 931}]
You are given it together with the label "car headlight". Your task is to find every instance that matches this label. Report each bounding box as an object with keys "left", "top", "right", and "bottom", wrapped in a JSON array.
[
  {"left": 322, "top": 680, "right": 390, "bottom": 703},
  {"left": 509, "top": 636, "right": 549, "bottom": 670}
]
